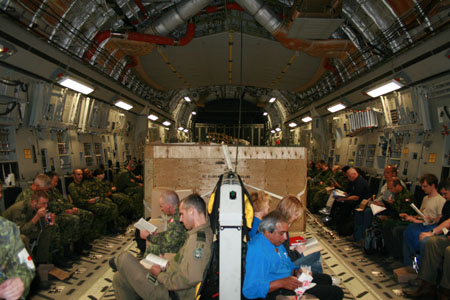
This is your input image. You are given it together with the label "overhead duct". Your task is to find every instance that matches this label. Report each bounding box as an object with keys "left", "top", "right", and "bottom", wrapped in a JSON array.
[
  {"left": 145, "top": 0, "right": 213, "bottom": 36},
  {"left": 233, "top": 0, "right": 356, "bottom": 58}
]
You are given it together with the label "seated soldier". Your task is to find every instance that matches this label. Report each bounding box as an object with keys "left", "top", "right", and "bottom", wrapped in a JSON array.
[
  {"left": 93, "top": 168, "right": 131, "bottom": 227},
  {"left": 115, "top": 160, "right": 144, "bottom": 218},
  {"left": 111, "top": 194, "right": 212, "bottom": 300},
  {"left": 0, "top": 182, "right": 35, "bottom": 299},
  {"left": 380, "top": 178, "right": 415, "bottom": 260},
  {"left": 46, "top": 171, "right": 94, "bottom": 254},
  {"left": 3, "top": 190, "right": 60, "bottom": 287},
  {"left": 139, "top": 190, "right": 187, "bottom": 257},
  {"left": 68, "top": 168, "right": 119, "bottom": 237},
  {"left": 243, "top": 211, "right": 343, "bottom": 300}
]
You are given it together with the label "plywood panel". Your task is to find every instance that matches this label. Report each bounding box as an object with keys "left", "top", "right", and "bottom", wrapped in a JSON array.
[{"left": 145, "top": 145, "right": 307, "bottom": 231}]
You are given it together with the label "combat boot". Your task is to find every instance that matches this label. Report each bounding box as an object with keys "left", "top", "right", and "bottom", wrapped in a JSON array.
[{"left": 404, "top": 279, "right": 436, "bottom": 298}]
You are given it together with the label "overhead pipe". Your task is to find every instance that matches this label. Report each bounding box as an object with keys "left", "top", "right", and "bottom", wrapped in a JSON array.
[
  {"left": 145, "top": 0, "right": 213, "bottom": 36},
  {"left": 233, "top": 0, "right": 356, "bottom": 58},
  {"left": 134, "top": 0, "right": 149, "bottom": 20},
  {"left": 120, "top": 56, "right": 138, "bottom": 83}
]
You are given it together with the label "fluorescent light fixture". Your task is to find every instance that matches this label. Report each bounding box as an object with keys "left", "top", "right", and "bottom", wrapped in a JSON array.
[
  {"left": 178, "top": 126, "right": 184, "bottom": 131},
  {"left": 183, "top": 129, "right": 188, "bottom": 133},
  {"left": 301, "top": 116, "right": 312, "bottom": 123},
  {"left": 114, "top": 100, "right": 133, "bottom": 111},
  {"left": 366, "top": 79, "right": 404, "bottom": 98},
  {"left": 269, "top": 97, "right": 276, "bottom": 103},
  {"left": 58, "top": 76, "right": 94, "bottom": 95},
  {"left": 148, "top": 114, "right": 159, "bottom": 121},
  {"left": 270, "top": 130, "right": 276, "bottom": 133},
  {"left": 162, "top": 121, "right": 171, "bottom": 126},
  {"left": 184, "top": 96, "right": 191, "bottom": 102},
  {"left": 275, "top": 127, "right": 281, "bottom": 132},
  {"left": 289, "top": 122, "right": 297, "bottom": 128},
  {"left": 263, "top": 112, "right": 268, "bottom": 116},
  {"left": 191, "top": 111, "right": 197, "bottom": 115},
  {"left": 327, "top": 103, "right": 346, "bottom": 113}
]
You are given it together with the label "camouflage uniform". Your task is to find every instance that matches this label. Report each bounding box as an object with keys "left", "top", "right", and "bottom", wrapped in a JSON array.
[
  {"left": 3, "top": 200, "right": 60, "bottom": 264},
  {"left": 144, "top": 208, "right": 187, "bottom": 256},
  {"left": 48, "top": 187, "right": 95, "bottom": 243},
  {"left": 115, "top": 168, "right": 144, "bottom": 217},
  {"left": 113, "top": 222, "right": 213, "bottom": 300},
  {"left": 95, "top": 178, "right": 133, "bottom": 226},
  {"left": 307, "top": 169, "right": 332, "bottom": 212},
  {"left": 68, "top": 180, "right": 118, "bottom": 236},
  {"left": 0, "top": 216, "right": 35, "bottom": 299}
]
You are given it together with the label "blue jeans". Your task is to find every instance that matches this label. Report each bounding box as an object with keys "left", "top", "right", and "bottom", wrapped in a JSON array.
[
  {"left": 402, "top": 223, "right": 436, "bottom": 266},
  {"left": 293, "top": 251, "right": 323, "bottom": 274},
  {"left": 354, "top": 207, "right": 373, "bottom": 241}
]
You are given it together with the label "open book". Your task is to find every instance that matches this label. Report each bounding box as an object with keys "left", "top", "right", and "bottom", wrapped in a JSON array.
[
  {"left": 289, "top": 236, "right": 306, "bottom": 250},
  {"left": 370, "top": 204, "right": 386, "bottom": 215},
  {"left": 134, "top": 218, "right": 158, "bottom": 233},
  {"left": 410, "top": 203, "right": 429, "bottom": 225},
  {"left": 333, "top": 189, "right": 346, "bottom": 198},
  {"left": 302, "top": 237, "right": 323, "bottom": 256},
  {"left": 140, "top": 253, "right": 168, "bottom": 270}
]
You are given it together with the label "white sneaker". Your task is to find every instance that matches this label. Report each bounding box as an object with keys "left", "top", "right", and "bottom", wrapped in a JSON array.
[
  {"left": 331, "top": 276, "right": 341, "bottom": 286},
  {"left": 319, "top": 207, "right": 330, "bottom": 215}
]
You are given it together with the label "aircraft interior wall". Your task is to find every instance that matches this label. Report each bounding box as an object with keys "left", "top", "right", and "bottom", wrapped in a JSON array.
[
  {"left": 295, "top": 72, "right": 450, "bottom": 192},
  {"left": 0, "top": 65, "right": 159, "bottom": 196}
]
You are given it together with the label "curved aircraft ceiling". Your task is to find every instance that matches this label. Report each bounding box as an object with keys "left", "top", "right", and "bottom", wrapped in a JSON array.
[{"left": 0, "top": 0, "right": 448, "bottom": 126}]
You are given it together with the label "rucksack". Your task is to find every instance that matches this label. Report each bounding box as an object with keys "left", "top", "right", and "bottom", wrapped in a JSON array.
[{"left": 364, "top": 225, "right": 384, "bottom": 254}]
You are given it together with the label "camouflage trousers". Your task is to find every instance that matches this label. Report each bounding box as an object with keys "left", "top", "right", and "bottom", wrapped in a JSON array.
[
  {"left": 77, "top": 208, "right": 95, "bottom": 242},
  {"left": 78, "top": 199, "right": 119, "bottom": 237},
  {"left": 111, "top": 193, "right": 134, "bottom": 226},
  {"left": 55, "top": 213, "right": 80, "bottom": 250},
  {"left": 21, "top": 223, "right": 60, "bottom": 264},
  {"left": 124, "top": 187, "right": 144, "bottom": 218}
]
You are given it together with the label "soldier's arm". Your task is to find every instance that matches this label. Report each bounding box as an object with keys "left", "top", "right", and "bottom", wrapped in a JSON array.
[
  {"left": 2, "top": 220, "right": 35, "bottom": 297},
  {"left": 157, "top": 233, "right": 210, "bottom": 290}
]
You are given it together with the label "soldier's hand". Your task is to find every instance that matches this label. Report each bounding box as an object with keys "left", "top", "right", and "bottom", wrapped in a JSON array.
[
  {"left": 36, "top": 207, "right": 47, "bottom": 219},
  {"left": 72, "top": 207, "right": 79, "bottom": 214},
  {"left": 65, "top": 209, "right": 74, "bottom": 214},
  {"left": 0, "top": 277, "right": 25, "bottom": 300},
  {"left": 149, "top": 265, "right": 162, "bottom": 276},
  {"left": 130, "top": 179, "right": 136, "bottom": 183},
  {"left": 139, "top": 183, "right": 143, "bottom": 188},
  {"left": 111, "top": 186, "right": 117, "bottom": 192},
  {"left": 140, "top": 230, "right": 150, "bottom": 240},
  {"left": 88, "top": 198, "right": 97, "bottom": 204}
]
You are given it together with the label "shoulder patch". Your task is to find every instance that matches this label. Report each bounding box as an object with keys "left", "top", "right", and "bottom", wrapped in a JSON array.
[
  {"left": 18, "top": 248, "right": 35, "bottom": 270},
  {"left": 193, "top": 247, "right": 204, "bottom": 260},
  {"left": 196, "top": 231, "right": 206, "bottom": 242}
]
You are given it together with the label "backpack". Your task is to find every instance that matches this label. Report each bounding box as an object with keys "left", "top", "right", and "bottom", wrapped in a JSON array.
[{"left": 364, "top": 225, "right": 384, "bottom": 254}]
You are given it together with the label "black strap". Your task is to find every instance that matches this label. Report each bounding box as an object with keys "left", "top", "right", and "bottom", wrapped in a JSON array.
[{"left": 169, "top": 291, "right": 180, "bottom": 300}]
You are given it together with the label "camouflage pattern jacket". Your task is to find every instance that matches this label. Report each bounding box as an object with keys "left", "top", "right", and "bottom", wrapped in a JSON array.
[
  {"left": 146, "top": 208, "right": 187, "bottom": 255},
  {"left": 0, "top": 216, "right": 35, "bottom": 299},
  {"left": 115, "top": 169, "right": 140, "bottom": 192}
]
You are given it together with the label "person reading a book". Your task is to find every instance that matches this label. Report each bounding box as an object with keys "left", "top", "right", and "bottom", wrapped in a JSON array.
[
  {"left": 353, "top": 165, "right": 399, "bottom": 247},
  {"left": 401, "top": 174, "right": 446, "bottom": 267},
  {"left": 329, "top": 168, "right": 370, "bottom": 236},
  {"left": 242, "top": 211, "right": 343, "bottom": 300},
  {"left": 380, "top": 178, "right": 415, "bottom": 260},
  {"left": 249, "top": 191, "right": 271, "bottom": 239},
  {"left": 112, "top": 193, "right": 212, "bottom": 300},
  {"left": 139, "top": 190, "right": 187, "bottom": 256},
  {"left": 404, "top": 178, "right": 450, "bottom": 299},
  {"left": 276, "top": 195, "right": 324, "bottom": 274}
]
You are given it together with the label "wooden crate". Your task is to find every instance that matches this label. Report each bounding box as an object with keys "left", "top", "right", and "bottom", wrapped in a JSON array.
[{"left": 145, "top": 144, "right": 307, "bottom": 231}]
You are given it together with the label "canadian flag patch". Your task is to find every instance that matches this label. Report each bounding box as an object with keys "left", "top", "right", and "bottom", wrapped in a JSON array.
[{"left": 18, "top": 248, "right": 35, "bottom": 270}]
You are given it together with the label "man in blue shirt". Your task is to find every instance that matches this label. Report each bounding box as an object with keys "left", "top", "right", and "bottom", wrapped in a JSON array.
[{"left": 243, "top": 211, "right": 343, "bottom": 300}]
